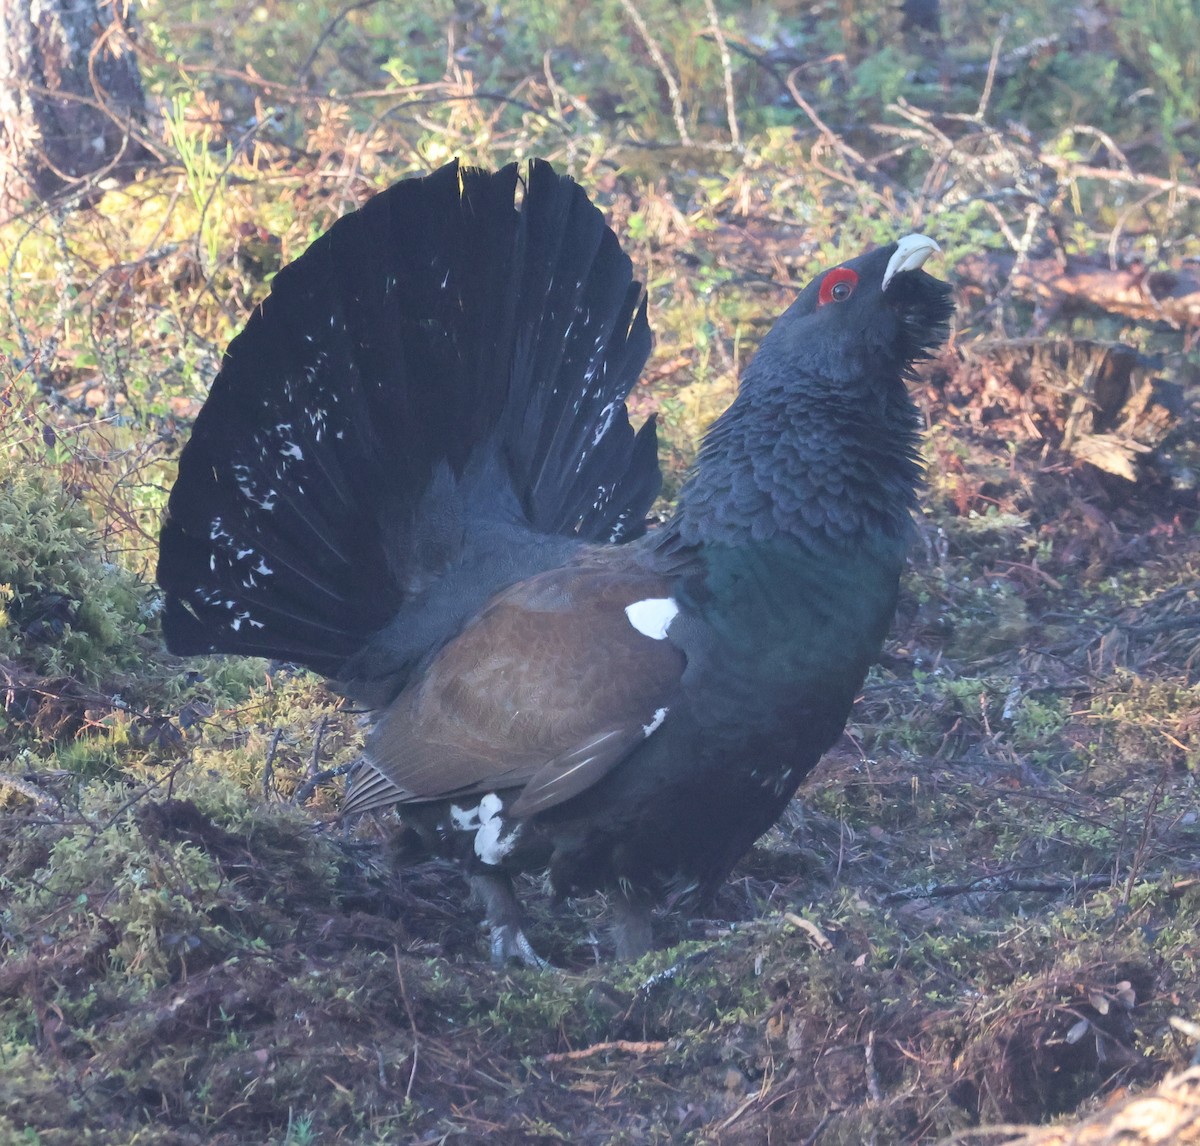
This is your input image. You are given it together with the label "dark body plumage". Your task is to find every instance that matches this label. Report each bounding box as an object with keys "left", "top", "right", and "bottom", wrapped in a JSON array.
[{"left": 158, "top": 160, "right": 953, "bottom": 962}]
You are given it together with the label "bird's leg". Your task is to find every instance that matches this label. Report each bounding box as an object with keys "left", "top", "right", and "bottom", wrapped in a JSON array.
[
  {"left": 469, "top": 872, "right": 549, "bottom": 970},
  {"left": 610, "top": 888, "right": 654, "bottom": 961}
]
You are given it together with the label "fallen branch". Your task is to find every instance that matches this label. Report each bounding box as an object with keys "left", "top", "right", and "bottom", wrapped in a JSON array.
[
  {"left": 956, "top": 251, "right": 1200, "bottom": 328},
  {"left": 544, "top": 1039, "right": 667, "bottom": 1063},
  {"left": 885, "top": 872, "right": 1117, "bottom": 903},
  {"left": 293, "top": 759, "right": 357, "bottom": 806}
]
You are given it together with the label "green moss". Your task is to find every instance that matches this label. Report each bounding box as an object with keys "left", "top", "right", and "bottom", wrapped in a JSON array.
[{"left": 0, "top": 455, "right": 147, "bottom": 683}]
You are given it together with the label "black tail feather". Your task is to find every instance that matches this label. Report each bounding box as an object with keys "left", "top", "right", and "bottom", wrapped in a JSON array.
[{"left": 157, "top": 160, "right": 660, "bottom": 675}]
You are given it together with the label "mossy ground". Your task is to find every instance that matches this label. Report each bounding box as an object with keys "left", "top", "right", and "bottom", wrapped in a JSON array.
[{"left": 2, "top": 1, "right": 1199, "bottom": 1141}]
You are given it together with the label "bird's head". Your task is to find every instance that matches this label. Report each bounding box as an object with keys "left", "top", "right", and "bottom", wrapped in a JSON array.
[
  {"left": 760, "top": 234, "right": 954, "bottom": 385},
  {"left": 675, "top": 232, "right": 954, "bottom": 548}
]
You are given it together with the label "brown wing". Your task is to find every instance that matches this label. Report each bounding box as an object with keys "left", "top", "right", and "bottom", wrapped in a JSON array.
[{"left": 344, "top": 559, "right": 685, "bottom": 818}]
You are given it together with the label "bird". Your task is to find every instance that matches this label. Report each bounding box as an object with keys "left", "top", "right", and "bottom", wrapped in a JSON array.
[{"left": 157, "top": 158, "right": 953, "bottom": 965}]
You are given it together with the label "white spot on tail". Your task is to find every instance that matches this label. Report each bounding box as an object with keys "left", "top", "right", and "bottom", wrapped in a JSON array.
[
  {"left": 625, "top": 598, "right": 678, "bottom": 640},
  {"left": 642, "top": 707, "right": 668, "bottom": 737},
  {"left": 590, "top": 400, "right": 617, "bottom": 448}
]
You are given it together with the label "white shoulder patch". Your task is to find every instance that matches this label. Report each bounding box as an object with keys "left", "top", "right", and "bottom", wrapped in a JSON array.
[
  {"left": 642, "top": 707, "right": 668, "bottom": 737},
  {"left": 624, "top": 597, "right": 678, "bottom": 640}
]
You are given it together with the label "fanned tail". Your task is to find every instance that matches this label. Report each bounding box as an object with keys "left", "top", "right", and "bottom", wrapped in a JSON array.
[{"left": 157, "top": 160, "right": 660, "bottom": 678}]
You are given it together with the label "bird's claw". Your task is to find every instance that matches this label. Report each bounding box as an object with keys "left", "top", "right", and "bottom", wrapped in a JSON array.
[{"left": 489, "top": 923, "right": 551, "bottom": 970}]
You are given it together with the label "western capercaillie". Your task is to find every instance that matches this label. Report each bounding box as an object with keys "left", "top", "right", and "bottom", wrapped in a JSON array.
[{"left": 158, "top": 159, "right": 953, "bottom": 964}]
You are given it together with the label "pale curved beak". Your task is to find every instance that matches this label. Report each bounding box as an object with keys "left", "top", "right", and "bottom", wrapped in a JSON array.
[{"left": 882, "top": 234, "right": 941, "bottom": 291}]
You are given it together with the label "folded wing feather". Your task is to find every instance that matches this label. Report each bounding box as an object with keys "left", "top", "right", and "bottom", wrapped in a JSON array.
[{"left": 345, "top": 558, "right": 686, "bottom": 817}]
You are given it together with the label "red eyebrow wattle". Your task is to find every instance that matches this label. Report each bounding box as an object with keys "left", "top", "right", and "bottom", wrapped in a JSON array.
[{"left": 818, "top": 266, "right": 859, "bottom": 305}]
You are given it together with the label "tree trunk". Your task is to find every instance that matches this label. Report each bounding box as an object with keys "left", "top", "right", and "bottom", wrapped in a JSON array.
[{"left": 0, "top": 0, "right": 151, "bottom": 214}]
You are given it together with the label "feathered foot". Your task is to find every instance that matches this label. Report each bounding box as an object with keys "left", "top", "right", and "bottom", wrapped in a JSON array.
[
  {"left": 611, "top": 889, "right": 654, "bottom": 961},
  {"left": 470, "top": 873, "right": 550, "bottom": 970}
]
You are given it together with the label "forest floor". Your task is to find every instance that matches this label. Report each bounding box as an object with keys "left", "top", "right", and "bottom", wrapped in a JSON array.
[{"left": 2, "top": 0, "right": 1199, "bottom": 1142}]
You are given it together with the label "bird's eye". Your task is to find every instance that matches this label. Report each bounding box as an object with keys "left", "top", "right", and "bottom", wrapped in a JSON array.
[{"left": 818, "top": 267, "right": 859, "bottom": 306}]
